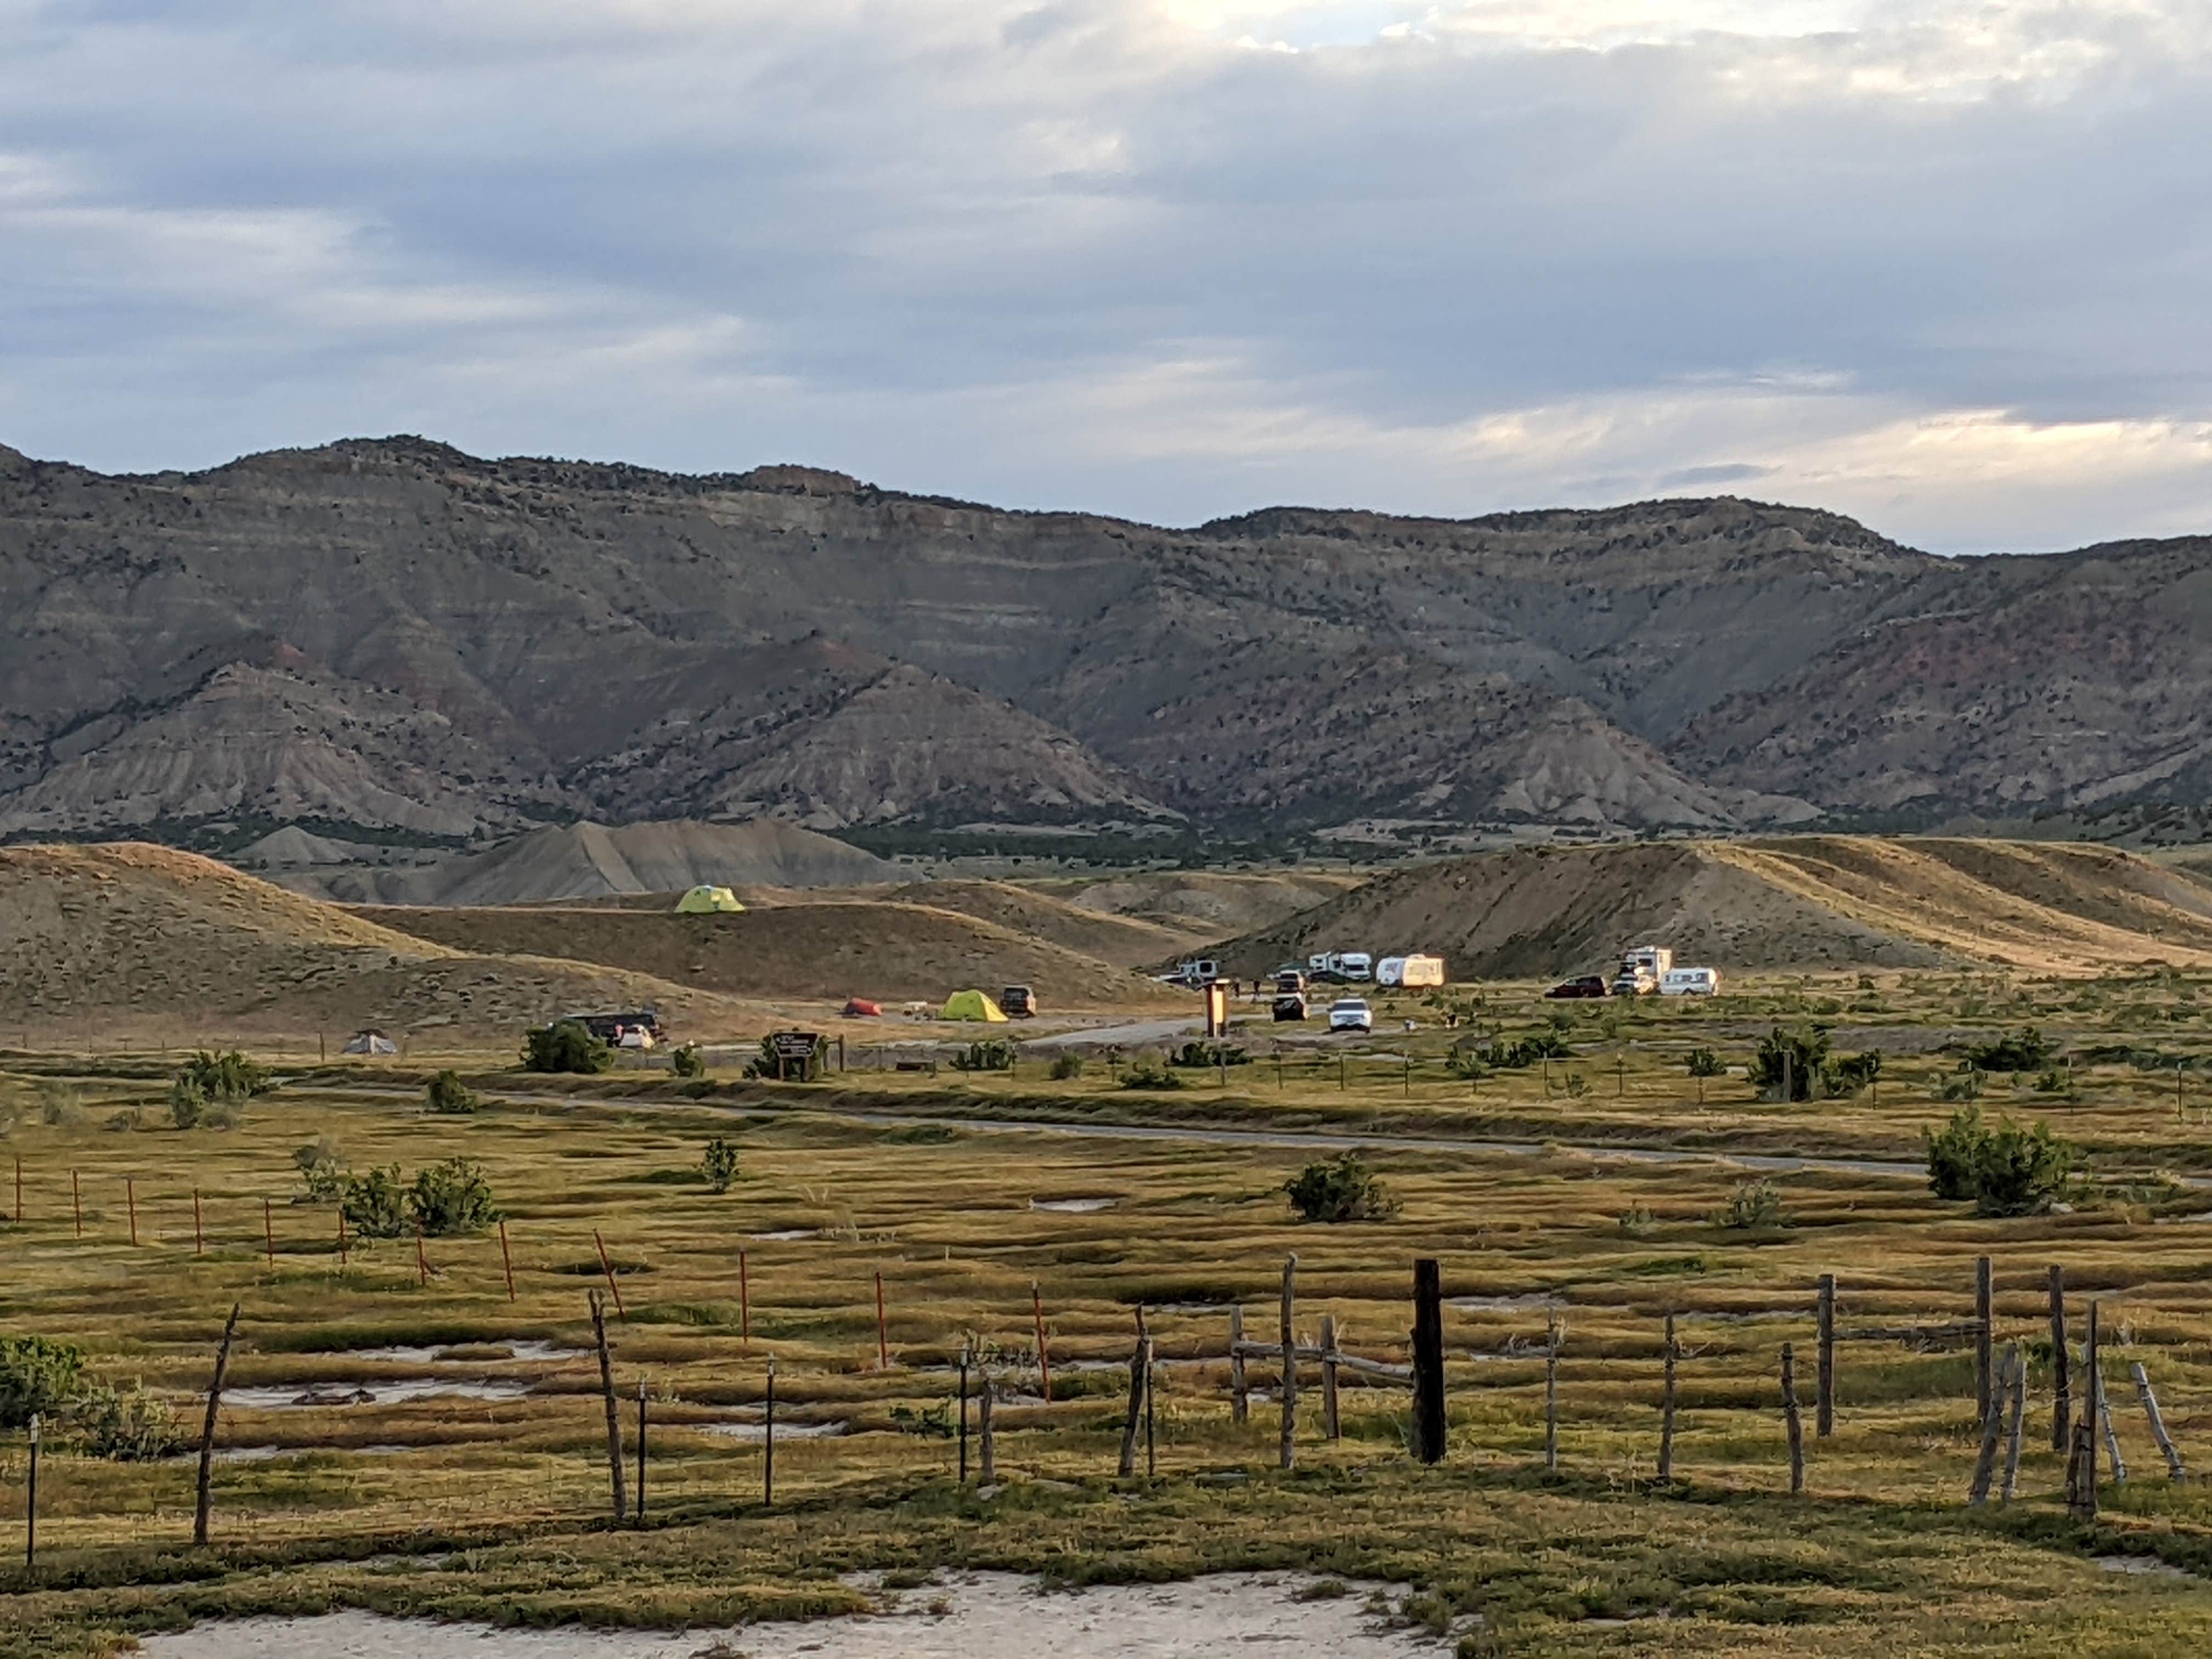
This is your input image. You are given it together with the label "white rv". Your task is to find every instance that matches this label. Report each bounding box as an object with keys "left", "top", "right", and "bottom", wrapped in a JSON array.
[
  {"left": 1660, "top": 966, "right": 1722, "bottom": 996},
  {"left": 1376, "top": 954, "right": 1446, "bottom": 988}
]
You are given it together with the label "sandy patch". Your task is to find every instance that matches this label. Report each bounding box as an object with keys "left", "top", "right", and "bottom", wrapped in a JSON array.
[{"left": 138, "top": 1571, "right": 1445, "bottom": 1657}]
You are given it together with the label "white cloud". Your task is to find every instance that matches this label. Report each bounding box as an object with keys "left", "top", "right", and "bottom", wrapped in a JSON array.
[{"left": 0, "top": 0, "right": 2206, "bottom": 551}]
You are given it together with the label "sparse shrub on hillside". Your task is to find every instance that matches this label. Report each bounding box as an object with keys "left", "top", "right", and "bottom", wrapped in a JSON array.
[
  {"left": 2034, "top": 1066, "right": 2076, "bottom": 1097},
  {"left": 951, "top": 1040, "right": 1015, "bottom": 1073},
  {"left": 1562, "top": 1072, "right": 1589, "bottom": 1098},
  {"left": 341, "top": 1165, "right": 409, "bottom": 1238},
  {"left": 1481, "top": 1032, "right": 1573, "bottom": 1069},
  {"left": 38, "top": 1084, "right": 84, "bottom": 1128},
  {"left": 670, "top": 1043, "right": 707, "bottom": 1079},
  {"left": 521, "top": 1021, "right": 613, "bottom": 1075},
  {"left": 167, "top": 1075, "right": 206, "bottom": 1130},
  {"left": 1712, "top": 1178, "right": 1786, "bottom": 1230},
  {"left": 425, "top": 1070, "right": 479, "bottom": 1115},
  {"left": 702, "top": 1138, "right": 739, "bottom": 1194},
  {"left": 1443, "top": 1046, "right": 1488, "bottom": 1080},
  {"left": 1939, "top": 1069, "right": 1985, "bottom": 1103},
  {"left": 1685, "top": 1048, "right": 1725, "bottom": 1079},
  {"left": 1120, "top": 1053, "right": 1184, "bottom": 1091},
  {"left": 1048, "top": 1051, "right": 1086, "bottom": 1081},
  {"left": 1286, "top": 1153, "right": 1398, "bottom": 1223},
  {"left": 1830, "top": 1051, "right": 1882, "bottom": 1096},
  {"left": 410, "top": 1156, "right": 499, "bottom": 1236}
]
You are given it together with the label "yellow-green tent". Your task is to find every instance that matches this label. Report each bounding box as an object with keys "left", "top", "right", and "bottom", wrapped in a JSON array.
[
  {"left": 675, "top": 884, "right": 744, "bottom": 914},
  {"left": 941, "top": 989, "right": 1007, "bottom": 1022}
]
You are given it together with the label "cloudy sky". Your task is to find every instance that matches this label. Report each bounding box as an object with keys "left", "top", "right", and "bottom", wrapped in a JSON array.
[{"left": 2, "top": 1, "right": 2208, "bottom": 551}]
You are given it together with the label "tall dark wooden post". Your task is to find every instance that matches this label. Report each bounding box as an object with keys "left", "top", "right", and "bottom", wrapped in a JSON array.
[{"left": 1412, "top": 1258, "right": 1446, "bottom": 1465}]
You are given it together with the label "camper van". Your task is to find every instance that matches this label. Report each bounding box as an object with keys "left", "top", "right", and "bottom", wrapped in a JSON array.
[
  {"left": 1660, "top": 967, "right": 1722, "bottom": 997},
  {"left": 1376, "top": 954, "right": 1445, "bottom": 989}
]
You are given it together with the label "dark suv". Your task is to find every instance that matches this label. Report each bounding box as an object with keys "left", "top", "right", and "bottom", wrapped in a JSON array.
[{"left": 1544, "top": 975, "right": 1610, "bottom": 1000}]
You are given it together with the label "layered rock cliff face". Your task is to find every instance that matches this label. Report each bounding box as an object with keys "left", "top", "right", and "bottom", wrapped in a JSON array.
[{"left": 1, "top": 435, "right": 2205, "bottom": 843}]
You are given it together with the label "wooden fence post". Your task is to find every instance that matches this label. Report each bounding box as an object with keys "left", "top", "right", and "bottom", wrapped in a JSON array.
[
  {"left": 127, "top": 1177, "right": 138, "bottom": 1247},
  {"left": 414, "top": 1222, "right": 429, "bottom": 1287},
  {"left": 1781, "top": 1342, "right": 1804, "bottom": 1496},
  {"left": 193, "top": 1189, "right": 204, "bottom": 1257},
  {"left": 593, "top": 1230, "right": 626, "bottom": 1319},
  {"left": 1229, "top": 1306, "right": 1248, "bottom": 1424},
  {"left": 1973, "top": 1255, "right": 1993, "bottom": 1426},
  {"left": 590, "top": 1291, "right": 627, "bottom": 1521},
  {"left": 2131, "top": 1363, "right": 2185, "bottom": 1481},
  {"left": 874, "top": 1269, "right": 890, "bottom": 1370},
  {"left": 1658, "top": 1312, "right": 1678, "bottom": 1484},
  {"left": 337, "top": 1207, "right": 349, "bottom": 1268},
  {"left": 1815, "top": 1273, "right": 1836, "bottom": 1437},
  {"left": 1279, "top": 1253, "right": 1298, "bottom": 1471},
  {"left": 1031, "top": 1281, "right": 1052, "bottom": 1403},
  {"left": 2097, "top": 1362, "right": 2127, "bottom": 1484},
  {"left": 977, "top": 1369, "right": 995, "bottom": 1486},
  {"left": 635, "top": 1378, "right": 648, "bottom": 1525},
  {"left": 23, "top": 1414, "right": 37, "bottom": 1570},
  {"left": 264, "top": 1198, "right": 276, "bottom": 1267},
  {"left": 957, "top": 1345, "right": 970, "bottom": 1483},
  {"left": 11, "top": 1153, "right": 19, "bottom": 1225},
  {"left": 71, "top": 1171, "right": 81, "bottom": 1239},
  {"left": 2000, "top": 1347, "right": 2028, "bottom": 1503},
  {"left": 1319, "top": 1313, "right": 1341, "bottom": 1441},
  {"left": 1969, "top": 1342, "right": 2012, "bottom": 1505},
  {"left": 1412, "top": 1257, "right": 1445, "bottom": 1465},
  {"left": 764, "top": 1356, "right": 777, "bottom": 1505},
  {"left": 2070, "top": 1302, "right": 2101, "bottom": 1519},
  {"left": 498, "top": 1220, "right": 516, "bottom": 1302},
  {"left": 1544, "top": 1310, "right": 1561, "bottom": 1472},
  {"left": 2049, "top": 1265, "right": 2070, "bottom": 1453},
  {"left": 1119, "top": 1310, "right": 1150, "bottom": 1478},
  {"left": 193, "top": 1302, "right": 242, "bottom": 1546}
]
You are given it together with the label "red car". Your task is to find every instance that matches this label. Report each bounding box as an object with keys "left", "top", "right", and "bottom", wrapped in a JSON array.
[{"left": 1545, "top": 975, "right": 1610, "bottom": 1000}]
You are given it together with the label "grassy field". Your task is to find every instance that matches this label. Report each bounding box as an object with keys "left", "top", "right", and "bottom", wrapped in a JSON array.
[{"left": 5, "top": 968, "right": 2212, "bottom": 1654}]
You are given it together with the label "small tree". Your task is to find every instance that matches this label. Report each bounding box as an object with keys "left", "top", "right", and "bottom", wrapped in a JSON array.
[
  {"left": 1685, "top": 1048, "right": 1725, "bottom": 1079},
  {"left": 168, "top": 1075, "right": 207, "bottom": 1130},
  {"left": 410, "top": 1157, "right": 500, "bottom": 1237},
  {"left": 521, "top": 1021, "right": 614, "bottom": 1075},
  {"left": 1964, "top": 1028, "right": 2054, "bottom": 1073},
  {"left": 1713, "top": 1178, "right": 1786, "bottom": 1229},
  {"left": 1925, "top": 1106, "right": 1984, "bottom": 1200},
  {"left": 702, "top": 1138, "right": 740, "bottom": 1194},
  {"left": 1923, "top": 1105, "right": 2077, "bottom": 1216},
  {"left": 951, "top": 1040, "right": 1015, "bottom": 1073},
  {"left": 341, "top": 1165, "right": 409, "bottom": 1238},
  {"left": 176, "top": 1050, "right": 272, "bottom": 1101},
  {"left": 1285, "top": 1153, "right": 1399, "bottom": 1223},
  {"left": 1048, "top": 1051, "right": 1086, "bottom": 1081},
  {"left": 670, "top": 1043, "right": 708, "bottom": 1079},
  {"left": 1119, "top": 1053, "right": 1185, "bottom": 1091},
  {"left": 72, "top": 1381, "right": 186, "bottom": 1462},
  {"left": 425, "top": 1070, "right": 479, "bottom": 1115},
  {"left": 1751, "top": 1027, "right": 1832, "bottom": 1101}
]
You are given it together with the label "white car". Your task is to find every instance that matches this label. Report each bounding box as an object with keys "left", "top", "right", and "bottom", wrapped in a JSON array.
[{"left": 1327, "top": 997, "right": 1373, "bottom": 1033}]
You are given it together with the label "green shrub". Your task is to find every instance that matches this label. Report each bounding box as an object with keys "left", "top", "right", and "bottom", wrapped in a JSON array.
[
  {"left": 1120, "top": 1054, "right": 1185, "bottom": 1091},
  {"left": 670, "top": 1043, "right": 707, "bottom": 1079},
  {"left": 1830, "top": 1051, "right": 1882, "bottom": 1095},
  {"left": 410, "top": 1157, "right": 500, "bottom": 1236},
  {"left": 702, "top": 1138, "right": 739, "bottom": 1194},
  {"left": 1285, "top": 1153, "right": 1399, "bottom": 1223},
  {"left": 1750, "top": 1027, "right": 1831, "bottom": 1101},
  {"left": 1685, "top": 1047, "right": 1725, "bottom": 1078},
  {"left": 1923, "top": 1105, "right": 2078, "bottom": 1215},
  {"left": 425, "top": 1070, "right": 479, "bottom": 1115},
  {"left": 521, "top": 1021, "right": 614, "bottom": 1074},
  {"left": 1172, "top": 1041, "right": 1250, "bottom": 1068},
  {"left": 72, "top": 1382, "right": 185, "bottom": 1461},
  {"left": 1712, "top": 1178, "right": 1785, "bottom": 1229},
  {"left": 0, "top": 1335, "right": 85, "bottom": 1428},
  {"left": 951, "top": 1040, "right": 1015, "bottom": 1073},
  {"left": 1964, "top": 1027, "right": 2054, "bottom": 1073},
  {"left": 1048, "top": 1051, "right": 1086, "bottom": 1081},
  {"left": 1442, "top": 1047, "right": 1488, "bottom": 1080},
  {"left": 1940, "top": 1069, "right": 1986, "bottom": 1103},
  {"left": 1480, "top": 1032, "right": 1574, "bottom": 1069},
  {"left": 292, "top": 1137, "right": 347, "bottom": 1205},
  {"left": 175, "top": 1050, "right": 272, "bottom": 1102},
  {"left": 168, "top": 1075, "right": 207, "bottom": 1130},
  {"left": 341, "top": 1165, "right": 409, "bottom": 1239}
]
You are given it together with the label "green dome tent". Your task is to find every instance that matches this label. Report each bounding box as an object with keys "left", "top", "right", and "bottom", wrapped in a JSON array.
[
  {"left": 941, "top": 989, "right": 1007, "bottom": 1022},
  {"left": 675, "top": 884, "right": 744, "bottom": 914}
]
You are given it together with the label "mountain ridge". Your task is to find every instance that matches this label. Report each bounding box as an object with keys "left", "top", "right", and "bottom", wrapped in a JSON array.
[{"left": 3, "top": 435, "right": 2207, "bottom": 850}]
